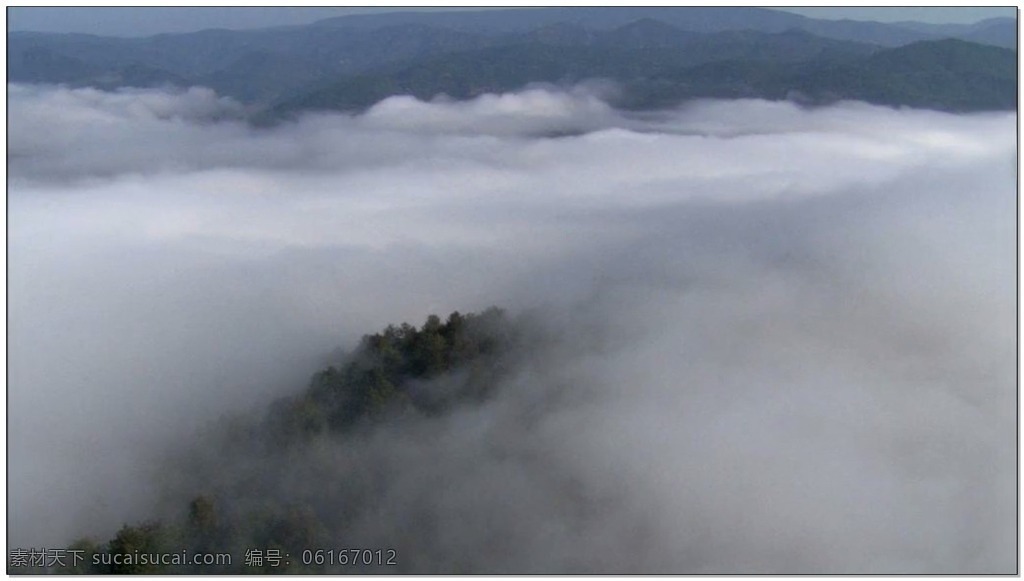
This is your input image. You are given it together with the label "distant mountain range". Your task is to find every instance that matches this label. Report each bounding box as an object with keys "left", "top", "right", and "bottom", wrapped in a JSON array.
[{"left": 8, "top": 7, "right": 1018, "bottom": 118}]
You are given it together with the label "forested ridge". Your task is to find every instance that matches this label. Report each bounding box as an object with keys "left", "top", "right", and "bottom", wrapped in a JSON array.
[
  {"left": 9, "top": 8, "right": 1016, "bottom": 117},
  {"left": 35, "top": 308, "right": 518, "bottom": 574}
]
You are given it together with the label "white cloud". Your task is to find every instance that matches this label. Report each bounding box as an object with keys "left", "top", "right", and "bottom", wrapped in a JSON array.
[{"left": 7, "top": 84, "right": 1016, "bottom": 573}]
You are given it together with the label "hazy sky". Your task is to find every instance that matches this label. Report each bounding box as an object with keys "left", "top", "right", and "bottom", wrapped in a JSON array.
[
  {"left": 6, "top": 6, "right": 1016, "bottom": 36},
  {"left": 784, "top": 6, "right": 1015, "bottom": 24}
]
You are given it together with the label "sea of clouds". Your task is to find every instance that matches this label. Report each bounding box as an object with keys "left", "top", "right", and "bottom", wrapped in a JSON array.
[{"left": 7, "top": 83, "right": 1016, "bottom": 573}]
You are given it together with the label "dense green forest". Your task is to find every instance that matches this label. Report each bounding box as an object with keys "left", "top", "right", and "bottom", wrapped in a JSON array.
[{"left": 32, "top": 308, "right": 519, "bottom": 574}]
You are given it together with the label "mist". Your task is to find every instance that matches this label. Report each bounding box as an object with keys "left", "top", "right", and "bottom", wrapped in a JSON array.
[{"left": 7, "top": 84, "right": 1016, "bottom": 573}]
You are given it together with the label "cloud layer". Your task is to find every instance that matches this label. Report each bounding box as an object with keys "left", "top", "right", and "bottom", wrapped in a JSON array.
[{"left": 7, "top": 84, "right": 1016, "bottom": 573}]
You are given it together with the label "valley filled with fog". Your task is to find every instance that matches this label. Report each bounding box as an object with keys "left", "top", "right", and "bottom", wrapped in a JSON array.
[{"left": 7, "top": 84, "right": 1016, "bottom": 573}]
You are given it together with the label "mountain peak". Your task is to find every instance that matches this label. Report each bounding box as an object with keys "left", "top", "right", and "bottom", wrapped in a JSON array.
[
  {"left": 603, "top": 17, "right": 694, "bottom": 47},
  {"left": 525, "top": 21, "right": 593, "bottom": 45}
]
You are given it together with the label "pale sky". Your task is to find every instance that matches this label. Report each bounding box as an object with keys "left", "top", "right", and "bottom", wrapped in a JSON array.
[
  {"left": 6, "top": 6, "right": 1017, "bottom": 37},
  {"left": 783, "top": 6, "right": 1015, "bottom": 24}
]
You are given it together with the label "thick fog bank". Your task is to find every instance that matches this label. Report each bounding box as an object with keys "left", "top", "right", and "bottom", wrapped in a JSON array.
[{"left": 7, "top": 84, "right": 1016, "bottom": 573}]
